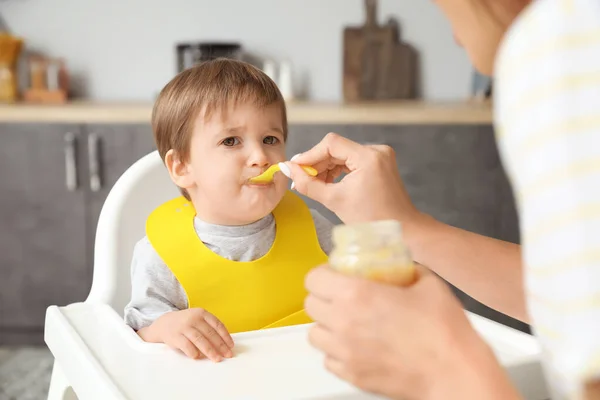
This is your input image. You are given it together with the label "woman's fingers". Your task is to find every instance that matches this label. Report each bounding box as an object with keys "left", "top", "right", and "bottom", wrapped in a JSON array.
[
  {"left": 292, "top": 133, "right": 366, "bottom": 171},
  {"left": 308, "top": 324, "right": 349, "bottom": 361},
  {"left": 304, "top": 294, "right": 337, "bottom": 330},
  {"left": 305, "top": 266, "right": 358, "bottom": 302}
]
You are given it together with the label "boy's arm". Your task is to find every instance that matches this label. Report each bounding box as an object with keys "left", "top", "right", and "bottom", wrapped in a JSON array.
[
  {"left": 126, "top": 238, "right": 234, "bottom": 361},
  {"left": 310, "top": 209, "right": 336, "bottom": 255},
  {"left": 124, "top": 237, "right": 188, "bottom": 331}
]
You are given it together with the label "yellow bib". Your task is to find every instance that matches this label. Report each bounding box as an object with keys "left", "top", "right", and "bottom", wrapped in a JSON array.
[{"left": 146, "top": 191, "right": 328, "bottom": 334}]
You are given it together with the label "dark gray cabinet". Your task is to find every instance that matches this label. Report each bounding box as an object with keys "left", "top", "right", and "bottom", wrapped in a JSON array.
[
  {"left": 0, "top": 123, "right": 156, "bottom": 344},
  {"left": 0, "top": 124, "right": 89, "bottom": 344}
]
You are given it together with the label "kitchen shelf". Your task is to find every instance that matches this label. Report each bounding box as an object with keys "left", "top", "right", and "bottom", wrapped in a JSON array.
[{"left": 0, "top": 100, "right": 493, "bottom": 125}]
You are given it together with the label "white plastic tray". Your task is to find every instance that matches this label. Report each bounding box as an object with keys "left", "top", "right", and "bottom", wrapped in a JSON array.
[{"left": 45, "top": 303, "right": 549, "bottom": 399}]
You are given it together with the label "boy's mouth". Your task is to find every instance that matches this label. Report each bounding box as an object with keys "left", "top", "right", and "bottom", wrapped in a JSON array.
[{"left": 245, "top": 180, "right": 274, "bottom": 187}]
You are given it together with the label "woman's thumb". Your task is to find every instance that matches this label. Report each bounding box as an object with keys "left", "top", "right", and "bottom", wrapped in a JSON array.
[{"left": 282, "top": 162, "right": 329, "bottom": 205}]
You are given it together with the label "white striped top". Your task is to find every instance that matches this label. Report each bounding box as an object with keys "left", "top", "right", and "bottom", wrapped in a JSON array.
[{"left": 494, "top": 0, "right": 600, "bottom": 398}]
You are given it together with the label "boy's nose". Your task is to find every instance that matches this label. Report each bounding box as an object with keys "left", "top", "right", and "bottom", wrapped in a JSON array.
[{"left": 249, "top": 148, "right": 269, "bottom": 167}]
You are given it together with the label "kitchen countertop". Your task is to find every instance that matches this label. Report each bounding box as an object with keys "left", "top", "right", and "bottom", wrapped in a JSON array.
[{"left": 0, "top": 100, "right": 493, "bottom": 125}]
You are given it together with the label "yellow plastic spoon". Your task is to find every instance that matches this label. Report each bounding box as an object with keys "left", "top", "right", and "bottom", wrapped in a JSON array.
[{"left": 248, "top": 163, "right": 318, "bottom": 184}]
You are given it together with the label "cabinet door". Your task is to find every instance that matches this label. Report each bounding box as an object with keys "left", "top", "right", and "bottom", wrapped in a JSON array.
[
  {"left": 83, "top": 124, "right": 157, "bottom": 267},
  {"left": 0, "top": 124, "right": 89, "bottom": 344}
]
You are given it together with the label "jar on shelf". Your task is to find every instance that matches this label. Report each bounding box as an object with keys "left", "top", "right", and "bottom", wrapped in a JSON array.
[{"left": 0, "top": 33, "right": 23, "bottom": 103}]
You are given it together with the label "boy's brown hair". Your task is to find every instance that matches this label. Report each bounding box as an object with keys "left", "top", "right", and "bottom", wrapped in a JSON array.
[{"left": 151, "top": 58, "right": 288, "bottom": 199}]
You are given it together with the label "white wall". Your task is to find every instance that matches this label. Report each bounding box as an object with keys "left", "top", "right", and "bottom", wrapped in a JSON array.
[{"left": 0, "top": 0, "right": 473, "bottom": 102}]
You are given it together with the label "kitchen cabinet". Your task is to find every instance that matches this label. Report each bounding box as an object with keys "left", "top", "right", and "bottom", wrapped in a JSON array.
[
  {"left": 0, "top": 123, "right": 156, "bottom": 344},
  {"left": 0, "top": 124, "right": 89, "bottom": 344}
]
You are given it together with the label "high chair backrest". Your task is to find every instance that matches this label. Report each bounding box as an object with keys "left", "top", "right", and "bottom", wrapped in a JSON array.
[{"left": 86, "top": 151, "right": 179, "bottom": 315}]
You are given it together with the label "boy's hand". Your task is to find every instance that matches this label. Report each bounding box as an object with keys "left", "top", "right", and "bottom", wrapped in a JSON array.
[{"left": 137, "top": 308, "right": 235, "bottom": 362}]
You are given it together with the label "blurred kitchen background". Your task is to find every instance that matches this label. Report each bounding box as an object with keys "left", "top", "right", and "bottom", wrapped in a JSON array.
[
  {"left": 0, "top": 1, "right": 503, "bottom": 399},
  {"left": 0, "top": 0, "right": 484, "bottom": 102}
]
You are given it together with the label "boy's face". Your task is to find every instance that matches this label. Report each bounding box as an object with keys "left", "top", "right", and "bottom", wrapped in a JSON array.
[{"left": 173, "top": 102, "right": 287, "bottom": 225}]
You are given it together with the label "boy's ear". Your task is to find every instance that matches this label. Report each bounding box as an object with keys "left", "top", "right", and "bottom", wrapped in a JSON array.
[{"left": 165, "top": 149, "right": 195, "bottom": 191}]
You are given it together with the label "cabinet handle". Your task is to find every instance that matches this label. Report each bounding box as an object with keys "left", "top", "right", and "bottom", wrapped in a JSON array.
[
  {"left": 64, "top": 132, "right": 78, "bottom": 191},
  {"left": 88, "top": 132, "right": 102, "bottom": 192}
]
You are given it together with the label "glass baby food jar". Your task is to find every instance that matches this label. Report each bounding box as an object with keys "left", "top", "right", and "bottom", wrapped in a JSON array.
[{"left": 329, "top": 220, "right": 417, "bottom": 286}]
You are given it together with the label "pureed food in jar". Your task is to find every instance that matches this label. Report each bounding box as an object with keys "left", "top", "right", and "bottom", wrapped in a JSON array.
[{"left": 329, "top": 220, "right": 416, "bottom": 286}]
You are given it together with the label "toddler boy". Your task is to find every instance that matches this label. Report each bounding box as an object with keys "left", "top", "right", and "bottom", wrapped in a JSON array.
[{"left": 124, "top": 59, "right": 334, "bottom": 362}]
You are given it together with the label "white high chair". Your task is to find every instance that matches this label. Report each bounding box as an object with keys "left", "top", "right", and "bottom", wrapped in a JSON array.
[
  {"left": 45, "top": 150, "right": 179, "bottom": 400},
  {"left": 44, "top": 151, "right": 550, "bottom": 400}
]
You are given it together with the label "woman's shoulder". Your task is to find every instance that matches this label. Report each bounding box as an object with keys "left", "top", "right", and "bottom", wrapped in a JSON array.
[
  {"left": 496, "top": 0, "right": 600, "bottom": 76},
  {"left": 494, "top": 0, "right": 600, "bottom": 134}
]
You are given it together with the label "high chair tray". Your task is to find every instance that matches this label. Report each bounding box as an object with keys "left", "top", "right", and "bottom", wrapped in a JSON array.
[{"left": 45, "top": 303, "right": 549, "bottom": 400}]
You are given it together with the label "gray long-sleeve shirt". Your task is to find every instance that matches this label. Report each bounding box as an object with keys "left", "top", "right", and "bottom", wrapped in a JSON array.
[{"left": 124, "top": 209, "right": 334, "bottom": 331}]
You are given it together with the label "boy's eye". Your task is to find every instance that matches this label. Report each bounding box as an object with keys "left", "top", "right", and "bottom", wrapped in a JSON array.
[
  {"left": 263, "top": 136, "right": 280, "bottom": 145},
  {"left": 222, "top": 137, "right": 240, "bottom": 146}
]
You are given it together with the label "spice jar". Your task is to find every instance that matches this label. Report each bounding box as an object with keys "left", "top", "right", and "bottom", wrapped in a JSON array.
[
  {"left": 0, "top": 33, "right": 23, "bottom": 103},
  {"left": 0, "top": 62, "right": 17, "bottom": 102},
  {"left": 329, "top": 220, "right": 417, "bottom": 286},
  {"left": 29, "top": 57, "right": 47, "bottom": 90}
]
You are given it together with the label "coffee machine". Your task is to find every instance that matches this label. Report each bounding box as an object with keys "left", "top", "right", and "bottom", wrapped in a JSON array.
[{"left": 176, "top": 42, "right": 242, "bottom": 72}]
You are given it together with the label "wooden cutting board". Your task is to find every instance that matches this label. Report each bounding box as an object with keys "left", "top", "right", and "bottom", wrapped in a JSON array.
[{"left": 343, "top": 0, "right": 415, "bottom": 102}]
